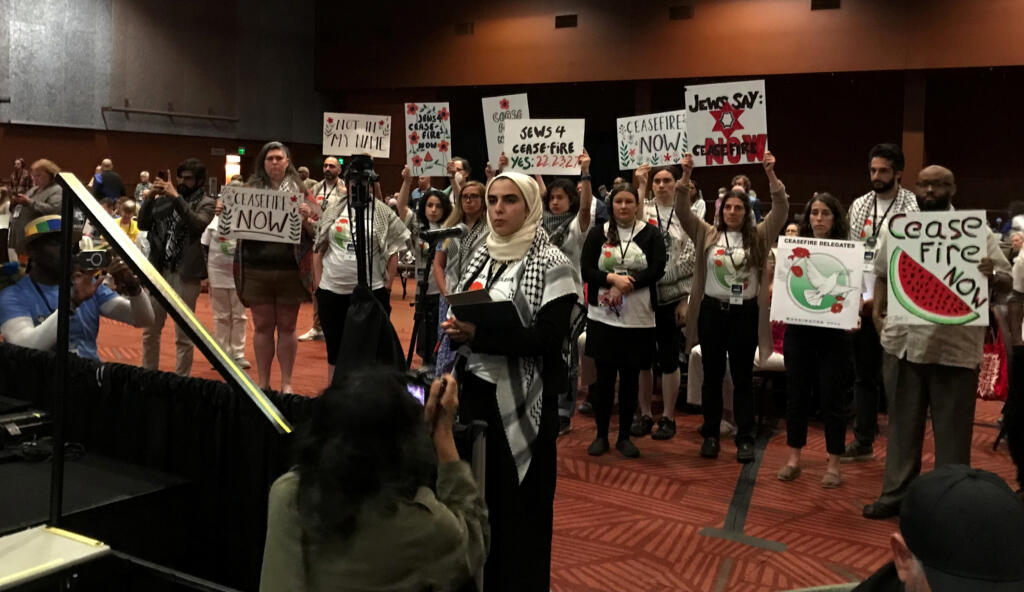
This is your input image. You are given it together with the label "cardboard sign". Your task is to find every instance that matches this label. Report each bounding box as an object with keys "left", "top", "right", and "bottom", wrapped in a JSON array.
[
  {"left": 616, "top": 110, "right": 688, "bottom": 170},
  {"left": 770, "top": 236, "right": 865, "bottom": 330},
  {"left": 684, "top": 79, "right": 768, "bottom": 167},
  {"left": 502, "top": 119, "right": 585, "bottom": 175},
  {"left": 884, "top": 211, "right": 989, "bottom": 326},
  {"left": 405, "top": 102, "right": 452, "bottom": 176},
  {"left": 322, "top": 112, "right": 391, "bottom": 158},
  {"left": 218, "top": 186, "right": 303, "bottom": 244},
  {"left": 482, "top": 94, "right": 530, "bottom": 169}
]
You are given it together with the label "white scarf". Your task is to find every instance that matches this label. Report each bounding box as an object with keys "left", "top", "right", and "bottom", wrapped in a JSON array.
[{"left": 484, "top": 172, "right": 542, "bottom": 262}]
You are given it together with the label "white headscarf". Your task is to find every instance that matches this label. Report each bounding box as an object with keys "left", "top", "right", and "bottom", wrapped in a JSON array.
[{"left": 484, "top": 172, "right": 542, "bottom": 262}]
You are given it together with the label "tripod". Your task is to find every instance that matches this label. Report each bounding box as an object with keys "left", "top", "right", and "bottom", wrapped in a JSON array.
[
  {"left": 406, "top": 233, "right": 443, "bottom": 369},
  {"left": 344, "top": 156, "right": 377, "bottom": 288}
]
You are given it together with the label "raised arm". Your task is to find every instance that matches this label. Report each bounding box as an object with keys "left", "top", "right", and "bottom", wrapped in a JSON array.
[
  {"left": 398, "top": 165, "right": 412, "bottom": 222},
  {"left": 577, "top": 149, "right": 592, "bottom": 232},
  {"left": 673, "top": 154, "right": 707, "bottom": 240},
  {"left": 758, "top": 150, "right": 789, "bottom": 239},
  {"left": 534, "top": 174, "right": 547, "bottom": 200},
  {"left": 633, "top": 163, "right": 651, "bottom": 202}
]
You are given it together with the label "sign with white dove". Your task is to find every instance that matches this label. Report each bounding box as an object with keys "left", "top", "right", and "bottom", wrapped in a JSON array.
[
  {"left": 770, "top": 236, "right": 864, "bottom": 330},
  {"left": 218, "top": 185, "right": 303, "bottom": 245}
]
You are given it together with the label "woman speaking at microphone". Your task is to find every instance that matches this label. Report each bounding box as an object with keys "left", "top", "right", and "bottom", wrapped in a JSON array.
[{"left": 442, "top": 171, "right": 576, "bottom": 591}]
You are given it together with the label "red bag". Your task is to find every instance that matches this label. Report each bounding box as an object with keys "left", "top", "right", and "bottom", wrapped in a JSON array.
[{"left": 979, "top": 323, "right": 1009, "bottom": 401}]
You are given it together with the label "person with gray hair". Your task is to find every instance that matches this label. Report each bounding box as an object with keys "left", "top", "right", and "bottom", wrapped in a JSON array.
[
  {"left": 134, "top": 170, "right": 151, "bottom": 201},
  {"left": 297, "top": 165, "right": 318, "bottom": 192}
]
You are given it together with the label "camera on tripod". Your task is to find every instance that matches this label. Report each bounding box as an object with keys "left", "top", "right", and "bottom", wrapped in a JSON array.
[
  {"left": 344, "top": 155, "right": 379, "bottom": 208},
  {"left": 74, "top": 249, "right": 112, "bottom": 272}
]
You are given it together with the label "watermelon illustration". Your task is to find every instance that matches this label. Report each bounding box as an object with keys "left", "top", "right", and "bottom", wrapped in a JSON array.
[{"left": 889, "top": 247, "right": 979, "bottom": 325}]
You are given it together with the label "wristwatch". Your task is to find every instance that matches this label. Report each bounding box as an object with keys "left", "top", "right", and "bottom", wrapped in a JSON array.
[{"left": 580, "top": 174, "right": 592, "bottom": 181}]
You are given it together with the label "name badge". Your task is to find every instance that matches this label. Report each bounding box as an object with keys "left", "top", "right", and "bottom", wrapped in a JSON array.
[
  {"left": 613, "top": 266, "right": 628, "bottom": 275},
  {"left": 730, "top": 284, "right": 743, "bottom": 306}
]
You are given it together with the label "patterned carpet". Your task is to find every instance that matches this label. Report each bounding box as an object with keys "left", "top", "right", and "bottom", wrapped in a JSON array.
[{"left": 95, "top": 291, "right": 1018, "bottom": 592}]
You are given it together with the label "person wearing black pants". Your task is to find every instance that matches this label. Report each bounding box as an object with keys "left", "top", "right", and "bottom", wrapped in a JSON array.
[
  {"left": 776, "top": 193, "right": 855, "bottom": 487},
  {"left": 675, "top": 152, "right": 789, "bottom": 462},
  {"left": 581, "top": 183, "right": 666, "bottom": 458},
  {"left": 850, "top": 319, "right": 882, "bottom": 452}
]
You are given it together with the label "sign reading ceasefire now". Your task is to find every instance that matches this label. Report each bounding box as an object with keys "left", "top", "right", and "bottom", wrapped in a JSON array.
[{"left": 218, "top": 186, "right": 303, "bottom": 245}]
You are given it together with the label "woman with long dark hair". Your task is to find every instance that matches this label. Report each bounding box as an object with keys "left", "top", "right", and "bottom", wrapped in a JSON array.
[
  {"left": 235, "top": 142, "right": 318, "bottom": 393},
  {"left": 259, "top": 368, "right": 488, "bottom": 591},
  {"left": 776, "top": 193, "right": 854, "bottom": 487},
  {"left": 581, "top": 182, "right": 667, "bottom": 458},
  {"left": 398, "top": 166, "right": 453, "bottom": 365},
  {"left": 675, "top": 151, "right": 788, "bottom": 462},
  {"left": 442, "top": 172, "right": 576, "bottom": 591}
]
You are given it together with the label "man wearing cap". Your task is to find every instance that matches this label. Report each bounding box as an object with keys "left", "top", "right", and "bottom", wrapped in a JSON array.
[
  {"left": 0, "top": 216, "right": 154, "bottom": 360},
  {"left": 853, "top": 464, "right": 1024, "bottom": 591},
  {"left": 864, "top": 164, "right": 1012, "bottom": 519}
]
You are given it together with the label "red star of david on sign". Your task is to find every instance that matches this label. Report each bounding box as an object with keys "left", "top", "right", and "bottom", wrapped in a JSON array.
[{"left": 710, "top": 101, "right": 745, "bottom": 139}]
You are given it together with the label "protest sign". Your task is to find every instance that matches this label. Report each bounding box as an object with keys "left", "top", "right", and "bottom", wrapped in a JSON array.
[
  {"left": 502, "top": 119, "right": 585, "bottom": 175},
  {"left": 884, "top": 210, "right": 989, "bottom": 326},
  {"left": 218, "top": 185, "right": 302, "bottom": 244},
  {"left": 482, "top": 94, "right": 530, "bottom": 169},
  {"left": 684, "top": 79, "right": 767, "bottom": 167},
  {"left": 405, "top": 102, "right": 452, "bottom": 176},
  {"left": 616, "top": 110, "right": 688, "bottom": 170},
  {"left": 770, "top": 236, "right": 864, "bottom": 330},
  {"left": 322, "top": 113, "right": 391, "bottom": 158}
]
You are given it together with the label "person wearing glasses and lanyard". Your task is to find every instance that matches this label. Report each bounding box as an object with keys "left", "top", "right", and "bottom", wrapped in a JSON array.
[
  {"left": 676, "top": 151, "right": 788, "bottom": 463},
  {"left": 580, "top": 182, "right": 667, "bottom": 459},
  {"left": 842, "top": 143, "right": 919, "bottom": 463}
]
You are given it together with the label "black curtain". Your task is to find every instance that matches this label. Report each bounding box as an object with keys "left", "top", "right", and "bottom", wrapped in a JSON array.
[{"left": 0, "top": 343, "right": 315, "bottom": 591}]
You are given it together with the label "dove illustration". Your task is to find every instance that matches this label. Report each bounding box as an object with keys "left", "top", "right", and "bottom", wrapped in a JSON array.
[{"left": 800, "top": 256, "right": 857, "bottom": 306}]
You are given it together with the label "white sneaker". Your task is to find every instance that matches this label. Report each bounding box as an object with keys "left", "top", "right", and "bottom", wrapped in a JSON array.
[
  {"left": 298, "top": 328, "right": 324, "bottom": 342},
  {"left": 234, "top": 358, "right": 252, "bottom": 369}
]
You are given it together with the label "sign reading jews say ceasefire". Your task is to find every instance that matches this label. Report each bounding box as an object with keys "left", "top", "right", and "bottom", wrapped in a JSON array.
[
  {"left": 885, "top": 211, "right": 989, "bottom": 326},
  {"left": 684, "top": 79, "right": 767, "bottom": 168},
  {"left": 616, "top": 110, "right": 688, "bottom": 170},
  {"left": 322, "top": 113, "right": 391, "bottom": 159},
  {"left": 502, "top": 119, "right": 585, "bottom": 175},
  {"left": 482, "top": 94, "right": 530, "bottom": 169},
  {"left": 770, "top": 236, "right": 864, "bottom": 331},
  {"left": 218, "top": 185, "right": 302, "bottom": 245},
  {"left": 405, "top": 102, "right": 452, "bottom": 177}
]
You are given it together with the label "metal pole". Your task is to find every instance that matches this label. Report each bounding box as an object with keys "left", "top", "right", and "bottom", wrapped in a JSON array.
[{"left": 48, "top": 185, "right": 75, "bottom": 525}]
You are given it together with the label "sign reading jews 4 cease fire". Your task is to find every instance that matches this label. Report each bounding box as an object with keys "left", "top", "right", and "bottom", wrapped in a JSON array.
[
  {"left": 218, "top": 186, "right": 303, "bottom": 245},
  {"left": 770, "top": 237, "right": 864, "bottom": 330},
  {"left": 885, "top": 211, "right": 989, "bottom": 326},
  {"left": 405, "top": 102, "right": 452, "bottom": 177},
  {"left": 684, "top": 79, "right": 767, "bottom": 168},
  {"left": 502, "top": 119, "right": 585, "bottom": 175}
]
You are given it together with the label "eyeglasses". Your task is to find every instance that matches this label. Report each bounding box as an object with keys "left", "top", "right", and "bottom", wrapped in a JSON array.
[{"left": 462, "top": 193, "right": 482, "bottom": 201}]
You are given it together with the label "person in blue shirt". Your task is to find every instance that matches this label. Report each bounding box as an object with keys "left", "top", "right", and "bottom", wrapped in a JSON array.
[{"left": 0, "top": 215, "right": 154, "bottom": 361}]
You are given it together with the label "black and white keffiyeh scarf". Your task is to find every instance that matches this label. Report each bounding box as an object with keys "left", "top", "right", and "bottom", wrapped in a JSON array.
[
  {"left": 542, "top": 210, "right": 576, "bottom": 248},
  {"left": 459, "top": 227, "right": 576, "bottom": 483}
]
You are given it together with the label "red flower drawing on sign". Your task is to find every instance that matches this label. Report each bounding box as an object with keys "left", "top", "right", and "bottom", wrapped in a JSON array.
[
  {"left": 438, "top": 140, "right": 449, "bottom": 152},
  {"left": 290, "top": 195, "right": 297, "bottom": 202},
  {"left": 499, "top": 98, "right": 510, "bottom": 110},
  {"left": 409, "top": 132, "right": 419, "bottom": 144},
  {"left": 831, "top": 302, "right": 843, "bottom": 313},
  {"left": 406, "top": 104, "right": 419, "bottom": 115},
  {"left": 218, "top": 236, "right": 226, "bottom": 242},
  {"left": 864, "top": 218, "right": 872, "bottom": 226},
  {"left": 792, "top": 265, "right": 804, "bottom": 277},
  {"left": 715, "top": 249, "right": 726, "bottom": 256},
  {"left": 378, "top": 120, "right": 385, "bottom": 126},
  {"left": 411, "top": 155, "right": 423, "bottom": 167},
  {"left": 664, "top": 153, "right": 672, "bottom": 162},
  {"left": 629, "top": 148, "right": 636, "bottom": 156},
  {"left": 327, "top": 117, "right": 334, "bottom": 124},
  {"left": 438, "top": 107, "right": 450, "bottom": 121},
  {"left": 714, "top": 259, "right": 723, "bottom": 267},
  {"left": 792, "top": 247, "right": 811, "bottom": 259}
]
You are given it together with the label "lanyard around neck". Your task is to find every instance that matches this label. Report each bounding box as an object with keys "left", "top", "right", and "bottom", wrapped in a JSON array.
[
  {"left": 485, "top": 260, "right": 510, "bottom": 291},
  {"left": 617, "top": 222, "right": 638, "bottom": 261},
  {"left": 724, "top": 231, "right": 745, "bottom": 271},
  {"left": 655, "top": 202, "right": 674, "bottom": 236},
  {"left": 871, "top": 191, "right": 898, "bottom": 239},
  {"left": 29, "top": 277, "right": 55, "bottom": 315}
]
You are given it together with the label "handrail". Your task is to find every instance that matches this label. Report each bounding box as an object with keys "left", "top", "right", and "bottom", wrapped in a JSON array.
[{"left": 101, "top": 106, "right": 239, "bottom": 123}]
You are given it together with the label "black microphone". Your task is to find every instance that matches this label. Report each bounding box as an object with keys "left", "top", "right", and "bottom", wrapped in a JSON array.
[{"left": 419, "top": 224, "right": 467, "bottom": 242}]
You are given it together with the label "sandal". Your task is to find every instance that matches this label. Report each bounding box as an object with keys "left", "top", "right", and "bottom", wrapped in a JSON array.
[
  {"left": 777, "top": 465, "right": 802, "bottom": 481},
  {"left": 822, "top": 471, "right": 842, "bottom": 489}
]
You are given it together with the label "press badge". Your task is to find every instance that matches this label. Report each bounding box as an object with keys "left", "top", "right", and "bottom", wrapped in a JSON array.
[
  {"left": 730, "top": 284, "right": 743, "bottom": 306},
  {"left": 862, "top": 249, "right": 875, "bottom": 273},
  {"left": 614, "top": 266, "right": 628, "bottom": 275}
]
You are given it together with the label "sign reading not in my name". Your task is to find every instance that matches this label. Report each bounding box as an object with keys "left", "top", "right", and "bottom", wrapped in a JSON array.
[{"left": 218, "top": 186, "right": 302, "bottom": 244}]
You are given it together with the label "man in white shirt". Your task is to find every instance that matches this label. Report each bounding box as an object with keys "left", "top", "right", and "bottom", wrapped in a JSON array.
[{"left": 299, "top": 157, "right": 343, "bottom": 342}]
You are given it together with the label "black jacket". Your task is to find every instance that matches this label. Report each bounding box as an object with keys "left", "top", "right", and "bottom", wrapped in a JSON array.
[
  {"left": 580, "top": 221, "right": 667, "bottom": 310},
  {"left": 138, "top": 187, "right": 216, "bottom": 281}
]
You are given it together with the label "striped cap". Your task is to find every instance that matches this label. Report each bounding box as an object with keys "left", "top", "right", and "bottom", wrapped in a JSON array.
[{"left": 23, "top": 215, "right": 62, "bottom": 244}]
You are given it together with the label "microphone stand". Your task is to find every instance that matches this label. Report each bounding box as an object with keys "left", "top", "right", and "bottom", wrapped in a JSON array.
[{"left": 406, "top": 231, "right": 444, "bottom": 369}]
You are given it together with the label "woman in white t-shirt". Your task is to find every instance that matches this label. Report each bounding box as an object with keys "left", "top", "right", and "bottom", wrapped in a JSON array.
[
  {"left": 675, "top": 151, "right": 788, "bottom": 463},
  {"left": 398, "top": 166, "right": 453, "bottom": 365},
  {"left": 580, "top": 183, "right": 667, "bottom": 458},
  {"left": 202, "top": 214, "right": 249, "bottom": 368}
]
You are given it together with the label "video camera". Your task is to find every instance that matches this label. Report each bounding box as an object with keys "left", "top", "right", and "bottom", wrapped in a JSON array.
[{"left": 74, "top": 249, "right": 112, "bottom": 272}]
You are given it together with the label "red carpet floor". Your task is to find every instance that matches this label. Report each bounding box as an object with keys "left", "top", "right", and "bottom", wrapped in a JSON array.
[{"left": 96, "top": 290, "right": 1018, "bottom": 592}]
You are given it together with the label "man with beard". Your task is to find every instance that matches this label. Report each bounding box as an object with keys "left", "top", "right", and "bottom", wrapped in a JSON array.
[
  {"left": 298, "top": 157, "right": 342, "bottom": 342},
  {"left": 862, "top": 164, "right": 1011, "bottom": 519},
  {"left": 843, "top": 144, "right": 921, "bottom": 463},
  {"left": 138, "top": 158, "right": 216, "bottom": 376}
]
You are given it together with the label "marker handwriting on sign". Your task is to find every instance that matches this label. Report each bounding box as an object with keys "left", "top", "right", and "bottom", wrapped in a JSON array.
[
  {"left": 508, "top": 154, "right": 577, "bottom": 170},
  {"left": 687, "top": 91, "right": 763, "bottom": 112},
  {"left": 888, "top": 213, "right": 985, "bottom": 265}
]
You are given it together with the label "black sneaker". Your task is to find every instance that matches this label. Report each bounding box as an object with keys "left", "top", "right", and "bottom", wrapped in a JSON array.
[
  {"left": 578, "top": 400, "right": 594, "bottom": 415},
  {"left": 651, "top": 417, "right": 677, "bottom": 440},
  {"left": 557, "top": 416, "right": 572, "bottom": 437},
  {"left": 736, "top": 440, "right": 755, "bottom": 463},
  {"left": 587, "top": 437, "right": 610, "bottom": 456},
  {"left": 630, "top": 414, "right": 654, "bottom": 437},
  {"left": 616, "top": 438, "right": 640, "bottom": 458},
  {"left": 862, "top": 501, "right": 900, "bottom": 520},
  {"left": 840, "top": 441, "right": 874, "bottom": 463},
  {"left": 700, "top": 437, "right": 720, "bottom": 458}
]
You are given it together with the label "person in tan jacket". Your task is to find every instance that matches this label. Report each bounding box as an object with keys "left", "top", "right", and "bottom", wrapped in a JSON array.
[{"left": 674, "top": 151, "right": 789, "bottom": 462}]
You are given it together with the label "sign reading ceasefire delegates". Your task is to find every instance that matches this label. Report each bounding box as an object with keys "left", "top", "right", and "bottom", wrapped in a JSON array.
[
  {"left": 482, "top": 94, "right": 530, "bottom": 169},
  {"left": 684, "top": 79, "right": 768, "bottom": 167},
  {"left": 617, "top": 110, "right": 688, "bottom": 170},
  {"left": 405, "top": 102, "right": 452, "bottom": 176},
  {"left": 322, "top": 113, "right": 391, "bottom": 159},
  {"left": 885, "top": 211, "right": 989, "bottom": 326},
  {"left": 770, "top": 236, "right": 864, "bottom": 330},
  {"left": 218, "top": 186, "right": 302, "bottom": 245},
  {"left": 503, "top": 119, "right": 585, "bottom": 175}
]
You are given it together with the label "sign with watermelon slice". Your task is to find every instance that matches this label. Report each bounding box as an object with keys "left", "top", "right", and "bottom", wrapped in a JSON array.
[
  {"left": 405, "top": 102, "right": 452, "bottom": 177},
  {"left": 884, "top": 210, "right": 989, "bottom": 326},
  {"left": 770, "top": 236, "right": 864, "bottom": 330}
]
